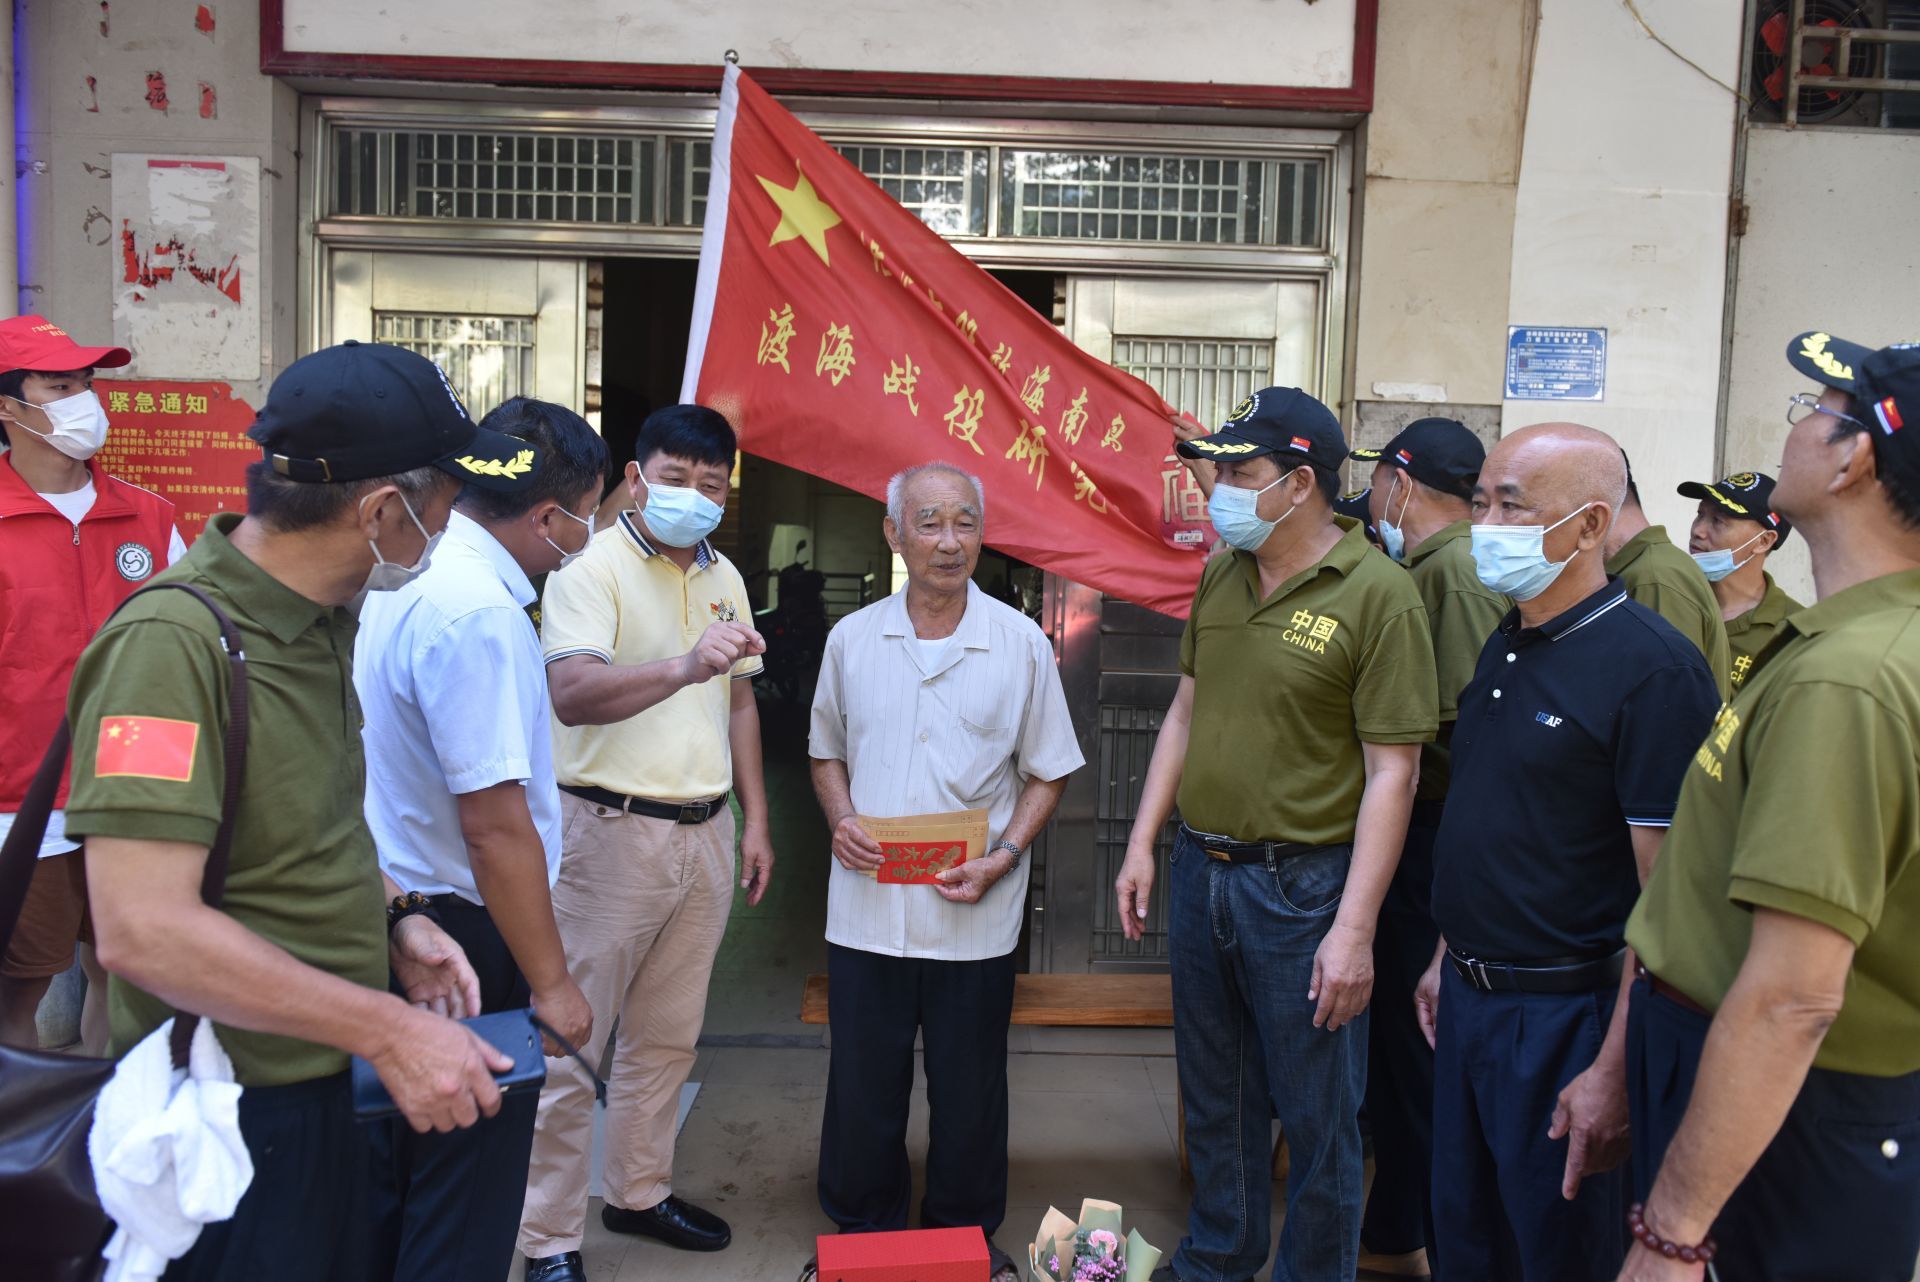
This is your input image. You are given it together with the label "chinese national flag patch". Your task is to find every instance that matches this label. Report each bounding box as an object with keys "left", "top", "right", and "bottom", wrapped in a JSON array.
[{"left": 95, "top": 716, "right": 200, "bottom": 782}]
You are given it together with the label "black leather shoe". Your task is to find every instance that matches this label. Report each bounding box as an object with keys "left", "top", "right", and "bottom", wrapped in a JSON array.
[
  {"left": 525, "top": 1252, "right": 586, "bottom": 1282},
  {"left": 601, "top": 1195, "right": 732, "bottom": 1251}
]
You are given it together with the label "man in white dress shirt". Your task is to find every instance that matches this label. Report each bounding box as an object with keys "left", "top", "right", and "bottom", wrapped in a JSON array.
[
  {"left": 354, "top": 396, "right": 604, "bottom": 1282},
  {"left": 809, "top": 462, "right": 1084, "bottom": 1278}
]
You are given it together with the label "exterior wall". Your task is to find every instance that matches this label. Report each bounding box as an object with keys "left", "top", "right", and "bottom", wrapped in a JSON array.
[
  {"left": 15, "top": 0, "right": 298, "bottom": 412},
  {"left": 1723, "top": 125, "right": 1920, "bottom": 602},
  {"left": 1349, "top": 0, "right": 1531, "bottom": 456},
  {"left": 1501, "top": 0, "right": 1744, "bottom": 546}
]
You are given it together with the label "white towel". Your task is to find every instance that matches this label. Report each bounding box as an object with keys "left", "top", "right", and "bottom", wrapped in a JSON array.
[{"left": 88, "top": 1017, "right": 253, "bottom": 1282}]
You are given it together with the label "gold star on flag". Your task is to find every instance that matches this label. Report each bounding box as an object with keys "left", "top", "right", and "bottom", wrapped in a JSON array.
[
  {"left": 107, "top": 724, "right": 123, "bottom": 739},
  {"left": 756, "top": 163, "right": 842, "bottom": 266}
]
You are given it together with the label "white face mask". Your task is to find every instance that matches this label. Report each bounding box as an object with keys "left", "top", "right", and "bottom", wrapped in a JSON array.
[
  {"left": 641, "top": 481, "right": 725, "bottom": 549},
  {"left": 1207, "top": 471, "right": 1297, "bottom": 551},
  {"left": 360, "top": 492, "right": 440, "bottom": 595},
  {"left": 1469, "top": 503, "right": 1597, "bottom": 602},
  {"left": 546, "top": 505, "right": 594, "bottom": 570},
  {"left": 1691, "top": 530, "right": 1766, "bottom": 583},
  {"left": 7, "top": 390, "right": 110, "bottom": 460},
  {"left": 1377, "top": 475, "right": 1413, "bottom": 562}
]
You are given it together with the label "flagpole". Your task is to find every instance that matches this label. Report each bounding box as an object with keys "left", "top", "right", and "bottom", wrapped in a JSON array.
[{"left": 679, "top": 56, "right": 741, "bottom": 405}]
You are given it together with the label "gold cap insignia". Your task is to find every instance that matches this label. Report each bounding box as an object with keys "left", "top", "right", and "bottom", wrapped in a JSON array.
[{"left": 455, "top": 448, "right": 536, "bottom": 478}]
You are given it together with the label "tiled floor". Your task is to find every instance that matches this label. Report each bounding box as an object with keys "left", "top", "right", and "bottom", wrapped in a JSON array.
[
  {"left": 520, "top": 701, "right": 1289, "bottom": 1280},
  {"left": 542, "top": 1038, "right": 1296, "bottom": 1282}
]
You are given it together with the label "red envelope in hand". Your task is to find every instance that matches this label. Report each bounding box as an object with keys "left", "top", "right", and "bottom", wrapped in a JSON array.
[{"left": 876, "top": 842, "right": 967, "bottom": 885}]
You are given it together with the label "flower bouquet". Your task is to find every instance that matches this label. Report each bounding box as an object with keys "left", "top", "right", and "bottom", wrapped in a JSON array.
[{"left": 1026, "top": 1199, "right": 1161, "bottom": 1282}]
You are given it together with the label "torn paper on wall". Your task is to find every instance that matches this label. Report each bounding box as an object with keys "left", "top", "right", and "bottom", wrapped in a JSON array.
[{"left": 111, "top": 155, "right": 261, "bottom": 379}]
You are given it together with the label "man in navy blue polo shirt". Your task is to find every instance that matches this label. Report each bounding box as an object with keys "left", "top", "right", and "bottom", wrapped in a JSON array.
[{"left": 1414, "top": 423, "right": 1720, "bottom": 1282}]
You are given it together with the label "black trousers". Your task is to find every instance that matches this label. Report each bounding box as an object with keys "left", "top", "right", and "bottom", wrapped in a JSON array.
[
  {"left": 161, "top": 1073, "right": 367, "bottom": 1282},
  {"left": 366, "top": 895, "right": 540, "bottom": 1282},
  {"left": 818, "top": 942, "right": 1016, "bottom": 1237},
  {"left": 1627, "top": 976, "right": 1920, "bottom": 1282},
  {"left": 1361, "top": 813, "right": 1440, "bottom": 1260}
]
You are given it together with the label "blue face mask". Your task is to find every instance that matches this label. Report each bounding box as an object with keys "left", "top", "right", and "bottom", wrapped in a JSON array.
[
  {"left": 1469, "top": 503, "right": 1596, "bottom": 602},
  {"left": 1690, "top": 530, "right": 1765, "bottom": 583},
  {"left": 1377, "top": 476, "right": 1412, "bottom": 562},
  {"left": 1208, "top": 470, "right": 1297, "bottom": 551},
  {"left": 642, "top": 482, "right": 724, "bottom": 548}
]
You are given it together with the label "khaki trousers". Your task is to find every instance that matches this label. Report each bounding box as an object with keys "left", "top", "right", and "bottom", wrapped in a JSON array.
[{"left": 518, "top": 791, "right": 735, "bottom": 1256}]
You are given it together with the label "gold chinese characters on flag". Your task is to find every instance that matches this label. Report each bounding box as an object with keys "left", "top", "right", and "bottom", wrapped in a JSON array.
[{"left": 681, "top": 65, "right": 1209, "bottom": 617}]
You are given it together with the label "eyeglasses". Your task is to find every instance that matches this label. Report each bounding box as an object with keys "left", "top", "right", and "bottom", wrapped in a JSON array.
[{"left": 1786, "top": 392, "right": 1869, "bottom": 431}]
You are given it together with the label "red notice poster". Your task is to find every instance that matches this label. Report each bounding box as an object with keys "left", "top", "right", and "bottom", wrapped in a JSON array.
[{"left": 94, "top": 379, "right": 256, "bottom": 538}]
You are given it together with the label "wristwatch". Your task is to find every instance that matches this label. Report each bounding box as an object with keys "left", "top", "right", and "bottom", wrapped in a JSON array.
[{"left": 991, "top": 839, "right": 1025, "bottom": 869}]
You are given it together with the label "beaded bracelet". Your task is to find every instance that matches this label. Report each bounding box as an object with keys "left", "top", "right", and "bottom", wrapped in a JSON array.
[
  {"left": 386, "top": 890, "right": 441, "bottom": 933},
  {"left": 1628, "top": 1203, "right": 1717, "bottom": 1265}
]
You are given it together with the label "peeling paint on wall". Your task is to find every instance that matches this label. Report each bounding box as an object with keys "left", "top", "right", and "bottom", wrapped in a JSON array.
[
  {"left": 98, "top": 2, "right": 110, "bottom": 38},
  {"left": 85, "top": 76, "right": 99, "bottom": 113},
  {"left": 111, "top": 155, "right": 261, "bottom": 379},
  {"left": 145, "top": 72, "right": 169, "bottom": 113},
  {"left": 195, "top": 5, "right": 216, "bottom": 37},
  {"left": 82, "top": 207, "right": 112, "bottom": 247},
  {"left": 198, "top": 83, "right": 216, "bottom": 119}
]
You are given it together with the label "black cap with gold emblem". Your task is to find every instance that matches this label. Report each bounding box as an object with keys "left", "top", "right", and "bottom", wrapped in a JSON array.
[
  {"left": 1677, "top": 470, "right": 1791, "bottom": 546},
  {"left": 248, "top": 341, "right": 542, "bottom": 491},
  {"left": 1176, "top": 386, "right": 1348, "bottom": 472},
  {"left": 1787, "top": 331, "right": 1920, "bottom": 487}
]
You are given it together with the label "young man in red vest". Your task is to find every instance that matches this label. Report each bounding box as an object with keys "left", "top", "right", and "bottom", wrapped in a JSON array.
[{"left": 0, "top": 315, "right": 183, "bottom": 1049}]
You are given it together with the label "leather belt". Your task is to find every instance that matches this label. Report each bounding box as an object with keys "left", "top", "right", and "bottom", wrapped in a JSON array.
[
  {"left": 560, "top": 783, "right": 729, "bottom": 825},
  {"left": 1180, "top": 823, "right": 1318, "bottom": 865},
  {"left": 1638, "top": 964, "right": 1711, "bottom": 1016},
  {"left": 1449, "top": 947, "right": 1625, "bottom": 994}
]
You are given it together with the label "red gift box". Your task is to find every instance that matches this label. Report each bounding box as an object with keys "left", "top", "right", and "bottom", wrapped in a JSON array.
[{"left": 816, "top": 1227, "right": 990, "bottom": 1282}]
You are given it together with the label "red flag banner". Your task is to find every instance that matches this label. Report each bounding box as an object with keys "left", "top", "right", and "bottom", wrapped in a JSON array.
[{"left": 682, "top": 65, "right": 1208, "bottom": 617}]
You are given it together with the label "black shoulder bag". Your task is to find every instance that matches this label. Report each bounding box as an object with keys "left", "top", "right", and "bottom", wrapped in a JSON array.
[{"left": 0, "top": 584, "right": 250, "bottom": 1282}]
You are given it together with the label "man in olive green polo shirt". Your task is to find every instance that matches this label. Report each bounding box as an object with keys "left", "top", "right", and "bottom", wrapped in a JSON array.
[
  {"left": 1353, "top": 419, "right": 1508, "bottom": 1274},
  {"left": 66, "top": 344, "right": 527, "bottom": 1282},
  {"left": 1675, "top": 470, "right": 1803, "bottom": 692},
  {"left": 1115, "top": 387, "right": 1437, "bottom": 1282},
  {"left": 1604, "top": 458, "right": 1733, "bottom": 699},
  {"left": 1616, "top": 333, "right": 1920, "bottom": 1282}
]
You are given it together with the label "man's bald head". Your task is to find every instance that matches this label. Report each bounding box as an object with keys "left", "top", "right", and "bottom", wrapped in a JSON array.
[{"left": 1481, "top": 422, "right": 1629, "bottom": 521}]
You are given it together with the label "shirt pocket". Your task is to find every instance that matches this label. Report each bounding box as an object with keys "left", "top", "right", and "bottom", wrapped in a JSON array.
[{"left": 951, "top": 712, "right": 1017, "bottom": 803}]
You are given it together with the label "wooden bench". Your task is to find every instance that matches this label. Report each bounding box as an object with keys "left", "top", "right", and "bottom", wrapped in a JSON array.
[
  {"left": 800, "top": 971, "right": 1172, "bottom": 1028},
  {"left": 800, "top": 972, "right": 1286, "bottom": 1180}
]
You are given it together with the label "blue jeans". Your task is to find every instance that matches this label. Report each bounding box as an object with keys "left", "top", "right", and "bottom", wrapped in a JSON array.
[{"left": 1168, "top": 827, "right": 1365, "bottom": 1282}]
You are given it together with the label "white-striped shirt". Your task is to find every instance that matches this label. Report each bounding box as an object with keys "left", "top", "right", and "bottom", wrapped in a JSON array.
[{"left": 809, "top": 582, "right": 1084, "bottom": 960}]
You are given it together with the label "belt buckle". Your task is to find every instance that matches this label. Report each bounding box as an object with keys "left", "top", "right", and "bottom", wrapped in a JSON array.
[
  {"left": 1205, "top": 845, "right": 1231, "bottom": 862},
  {"left": 1471, "top": 959, "right": 1494, "bottom": 991},
  {"left": 677, "top": 801, "right": 709, "bottom": 825}
]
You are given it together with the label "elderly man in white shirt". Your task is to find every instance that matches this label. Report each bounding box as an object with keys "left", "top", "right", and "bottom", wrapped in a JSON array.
[
  {"left": 353, "top": 397, "right": 604, "bottom": 1282},
  {"left": 809, "top": 461, "right": 1084, "bottom": 1280}
]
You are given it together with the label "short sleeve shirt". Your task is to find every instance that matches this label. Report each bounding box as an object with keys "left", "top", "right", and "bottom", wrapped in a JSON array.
[
  {"left": 354, "top": 512, "right": 562, "bottom": 902},
  {"left": 541, "top": 513, "right": 761, "bottom": 801},
  {"left": 1432, "top": 581, "right": 1722, "bottom": 961},
  {"left": 1725, "top": 573, "right": 1802, "bottom": 692},
  {"left": 809, "top": 582, "right": 1084, "bottom": 960},
  {"left": 1177, "top": 518, "right": 1438, "bottom": 845},
  {"left": 1627, "top": 569, "right": 1920, "bottom": 1076},
  {"left": 1607, "top": 526, "right": 1734, "bottom": 701},
  {"left": 1405, "top": 521, "right": 1510, "bottom": 800},
  {"left": 63, "top": 514, "right": 387, "bottom": 1087}
]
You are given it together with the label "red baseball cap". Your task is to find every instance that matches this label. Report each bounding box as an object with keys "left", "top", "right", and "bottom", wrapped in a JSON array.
[{"left": 0, "top": 314, "right": 131, "bottom": 377}]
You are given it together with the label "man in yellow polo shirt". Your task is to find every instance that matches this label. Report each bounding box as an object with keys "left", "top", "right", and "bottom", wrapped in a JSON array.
[
  {"left": 518, "top": 405, "right": 773, "bottom": 1282},
  {"left": 1617, "top": 333, "right": 1920, "bottom": 1282},
  {"left": 1115, "top": 387, "right": 1437, "bottom": 1282}
]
